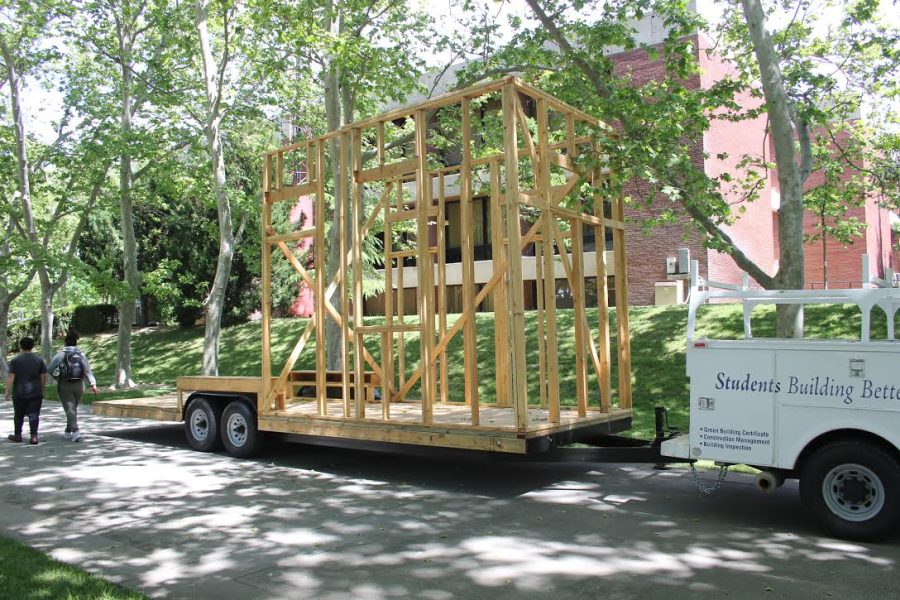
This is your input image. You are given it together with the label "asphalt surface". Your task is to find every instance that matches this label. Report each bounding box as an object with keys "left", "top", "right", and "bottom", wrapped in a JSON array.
[{"left": 1, "top": 401, "right": 898, "bottom": 600}]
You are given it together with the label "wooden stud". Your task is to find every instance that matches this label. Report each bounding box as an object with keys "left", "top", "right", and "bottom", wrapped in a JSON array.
[
  {"left": 276, "top": 151, "right": 284, "bottom": 190},
  {"left": 315, "top": 140, "right": 327, "bottom": 416},
  {"left": 502, "top": 83, "right": 530, "bottom": 431},
  {"left": 460, "top": 98, "right": 479, "bottom": 424},
  {"left": 376, "top": 121, "right": 385, "bottom": 166},
  {"left": 489, "top": 159, "right": 510, "bottom": 408},
  {"left": 415, "top": 110, "right": 436, "bottom": 424},
  {"left": 534, "top": 235, "right": 547, "bottom": 410},
  {"left": 351, "top": 128, "right": 366, "bottom": 419},
  {"left": 536, "top": 98, "right": 560, "bottom": 425},
  {"left": 383, "top": 182, "right": 395, "bottom": 414},
  {"left": 339, "top": 132, "right": 351, "bottom": 417},
  {"left": 571, "top": 216, "right": 588, "bottom": 417},
  {"left": 260, "top": 161, "right": 273, "bottom": 414},
  {"left": 593, "top": 162, "right": 612, "bottom": 410},
  {"left": 397, "top": 179, "right": 406, "bottom": 401},
  {"left": 566, "top": 114, "right": 577, "bottom": 158},
  {"left": 612, "top": 182, "right": 632, "bottom": 409},
  {"left": 437, "top": 172, "right": 448, "bottom": 406}
]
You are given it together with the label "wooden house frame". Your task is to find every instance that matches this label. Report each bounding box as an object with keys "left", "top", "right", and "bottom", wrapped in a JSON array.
[{"left": 252, "top": 76, "right": 632, "bottom": 453}]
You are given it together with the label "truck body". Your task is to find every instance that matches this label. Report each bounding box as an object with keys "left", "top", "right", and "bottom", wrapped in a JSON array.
[{"left": 661, "top": 284, "right": 900, "bottom": 540}]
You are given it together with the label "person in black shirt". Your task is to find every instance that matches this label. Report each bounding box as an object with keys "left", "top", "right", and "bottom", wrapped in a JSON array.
[{"left": 4, "top": 337, "right": 47, "bottom": 445}]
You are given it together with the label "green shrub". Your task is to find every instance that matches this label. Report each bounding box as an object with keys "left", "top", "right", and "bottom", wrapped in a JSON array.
[
  {"left": 7, "top": 308, "right": 73, "bottom": 341},
  {"left": 71, "top": 304, "right": 118, "bottom": 334}
]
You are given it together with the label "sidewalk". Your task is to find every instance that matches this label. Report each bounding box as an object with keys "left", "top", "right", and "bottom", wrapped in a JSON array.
[{"left": 1, "top": 401, "right": 898, "bottom": 599}]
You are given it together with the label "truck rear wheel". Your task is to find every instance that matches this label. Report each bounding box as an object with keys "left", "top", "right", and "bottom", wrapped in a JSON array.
[
  {"left": 184, "top": 397, "right": 223, "bottom": 452},
  {"left": 221, "top": 400, "right": 260, "bottom": 458},
  {"left": 800, "top": 441, "right": 900, "bottom": 541}
]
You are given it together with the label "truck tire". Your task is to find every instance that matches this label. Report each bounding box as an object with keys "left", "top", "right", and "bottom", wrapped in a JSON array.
[
  {"left": 221, "top": 400, "right": 260, "bottom": 458},
  {"left": 799, "top": 440, "right": 900, "bottom": 541},
  {"left": 184, "top": 397, "right": 223, "bottom": 452}
]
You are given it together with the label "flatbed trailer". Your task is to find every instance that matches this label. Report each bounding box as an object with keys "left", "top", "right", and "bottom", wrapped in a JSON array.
[
  {"left": 93, "top": 77, "right": 637, "bottom": 457},
  {"left": 93, "top": 378, "right": 634, "bottom": 455}
]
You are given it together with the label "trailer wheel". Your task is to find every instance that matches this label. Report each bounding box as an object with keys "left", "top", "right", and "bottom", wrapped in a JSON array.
[
  {"left": 221, "top": 400, "right": 260, "bottom": 458},
  {"left": 800, "top": 441, "right": 900, "bottom": 541},
  {"left": 184, "top": 397, "right": 223, "bottom": 452}
]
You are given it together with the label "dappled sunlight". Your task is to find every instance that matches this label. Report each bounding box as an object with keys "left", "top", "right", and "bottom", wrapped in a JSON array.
[{"left": 1, "top": 402, "right": 898, "bottom": 598}]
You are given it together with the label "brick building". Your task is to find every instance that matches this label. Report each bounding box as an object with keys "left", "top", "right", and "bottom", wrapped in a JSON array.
[
  {"left": 289, "top": 8, "right": 894, "bottom": 316},
  {"left": 610, "top": 18, "right": 893, "bottom": 305}
]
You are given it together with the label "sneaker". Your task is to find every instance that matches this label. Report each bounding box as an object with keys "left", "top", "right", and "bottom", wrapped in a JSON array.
[
  {"left": 29, "top": 435, "right": 38, "bottom": 445},
  {"left": 7, "top": 434, "right": 22, "bottom": 443},
  {"left": 63, "top": 432, "right": 72, "bottom": 440},
  {"left": 71, "top": 431, "right": 81, "bottom": 443}
]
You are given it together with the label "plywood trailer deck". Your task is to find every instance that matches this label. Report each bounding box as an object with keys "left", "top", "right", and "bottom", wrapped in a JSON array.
[{"left": 93, "top": 77, "right": 634, "bottom": 457}]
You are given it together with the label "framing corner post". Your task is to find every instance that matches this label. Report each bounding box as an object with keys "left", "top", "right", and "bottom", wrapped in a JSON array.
[
  {"left": 501, "top": 83, "right": 529, "bottom": 431},
  {"left": 260, "top": 157, "right": 273, "bottom": 414},
  {"left": 415, "top": 110, "right": 436, "bottom": 425}
]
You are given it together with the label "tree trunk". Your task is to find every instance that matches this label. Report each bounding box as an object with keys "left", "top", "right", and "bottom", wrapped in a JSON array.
[
  {"left": 39, "top": 290, "right": 54, "bottom": 360},
  {"left": 0, "top": 294, "right": 11, "bottom": 378},
  {"left": 196, "top": 0, "right": 236, "bottom": 376},
  {"left": 741, "top": 0, "right": 807, "bottom": 337},
  {"left": 0, "top": 211, "right": 35, "bottom": 377},
  {"left": 821, "top": 213, "right": 828, "bottom": 288},
  {"left": 0, "top": 38, "right": 55, "bottom": 360},
  {"left": 115, "top": 41, "right": 139, "bottom": 388},
  {"left": 323, "top": 3, "right": 344, "bottom": 371}
]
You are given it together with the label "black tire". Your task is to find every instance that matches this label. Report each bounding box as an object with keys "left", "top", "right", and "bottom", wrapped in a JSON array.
[
  {"left": 799, "top": 440, "right": 900, "bottom": 541},
  {"left": 184, "top": 397, "right": 223, "bottom": 452},
  {"left": 220, "top": 400, "right": 260, "bottom": 458}
]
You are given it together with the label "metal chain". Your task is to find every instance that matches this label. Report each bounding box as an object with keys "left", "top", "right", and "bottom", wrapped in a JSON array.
[{"left": 689, "top": 462, "right": 729, "bottom": 496}]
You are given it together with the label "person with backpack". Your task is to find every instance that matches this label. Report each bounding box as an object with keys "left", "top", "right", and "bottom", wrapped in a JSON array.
[
  {"left": 5, "top": 336, "right": 47, "bottom": 445},
  {"left": 49, "top": 330, "right": 98, "bottom": 442}
]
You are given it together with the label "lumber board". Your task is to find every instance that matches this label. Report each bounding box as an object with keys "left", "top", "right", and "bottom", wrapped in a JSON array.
[
  {"left": 593, "top": 159, "right": 612, "bottom": 410},
  {"left": 489, "top": 159, "right": 510, "bottom": 408},
  {"left": 266, "top": 227, "right": 317, "bottom": 245},
  {"left": 415, "top": 110, "right": 436, "bottom": 425},
  {"left": 536, "top": 98, "right": 560, "bottom": 424},
  {"left": 260, "top": 162, "right": 273, "bottom": 414},
  {"left": 92, "top": 397, "right": 181, "bottom": 422},
  {"left": 352, "top": 128, "right": 366, "bottom": 419},
  {"left": 266, "top": 182, "right": 315, "bottom": 204},
  {"left": 315, "top": 140, "right": 327, "bottom": 415},
  {"left": 460, "top": 98, "right": 480, "bottom": 423},
  {"left": 177, "top": 376, "right": 263, "bottom": 394},
  {"left": 502, "top": 83, "right": 530, "bottom": 430},
  {"left": 437, "top": 172, "right": 449, "bottom": 406},
  {"left": 356, "top": 157, "right": 418, "bottom": 183}
]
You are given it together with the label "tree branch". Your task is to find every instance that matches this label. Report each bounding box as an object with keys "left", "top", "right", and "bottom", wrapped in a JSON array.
[
  {"left": 522, "top": 0, "right": 611, "bottom": 98},
  {"left": 681, "top": 198, "right": 775, "bottom": 288}
]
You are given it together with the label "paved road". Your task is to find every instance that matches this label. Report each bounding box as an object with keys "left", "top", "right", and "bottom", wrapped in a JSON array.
[{"left": 1, "top": 402, "right": 898, "bottom": 599}]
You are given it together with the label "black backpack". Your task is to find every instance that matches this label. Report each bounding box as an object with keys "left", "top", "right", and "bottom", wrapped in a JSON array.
[{"left": 59, "top": 350, "right": 86, "bottom": 382}]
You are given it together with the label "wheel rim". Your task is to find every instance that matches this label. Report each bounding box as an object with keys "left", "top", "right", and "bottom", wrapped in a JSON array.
[
  {"left": 822, "top": 463, "right": 885, "bottom": 522},
  {"left": 190, "top": 409, "right": 209, "bottom": 441},
  {"left": 226, "top": 412, "right": 248, "bottom": 447}
]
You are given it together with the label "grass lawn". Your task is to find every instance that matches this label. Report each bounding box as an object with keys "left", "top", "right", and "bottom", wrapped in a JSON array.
[
  {"left": 0, "top": 535, "right": 146, "bottom": 600},
  {"left": 31, "top": 300, "right": 886, "bottom": 439}
]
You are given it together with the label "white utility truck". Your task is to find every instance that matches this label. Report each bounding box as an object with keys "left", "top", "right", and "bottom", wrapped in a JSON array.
[{"left": 661, "top": 273, "right": 900, "bottom": 541}]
